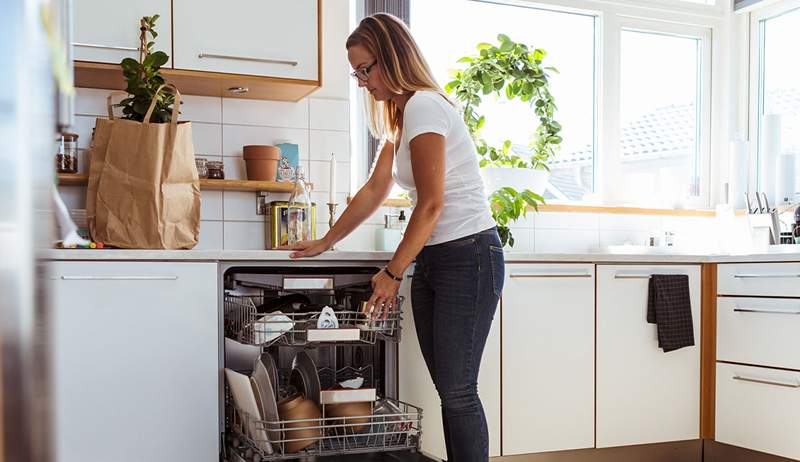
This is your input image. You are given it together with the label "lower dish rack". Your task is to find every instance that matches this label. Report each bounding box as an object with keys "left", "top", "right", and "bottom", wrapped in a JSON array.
[{"left": 226, "top": 398, "right": 422, "bottom": 461}]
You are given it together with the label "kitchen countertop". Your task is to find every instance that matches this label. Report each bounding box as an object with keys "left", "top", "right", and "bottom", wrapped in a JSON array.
[{"left": 42, "top": 246, "right": 800, "bottom": 263}]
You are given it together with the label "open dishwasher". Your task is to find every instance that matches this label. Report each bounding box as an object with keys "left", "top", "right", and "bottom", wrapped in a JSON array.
[{"left": 220, "top": 264, "right": 432, "bottom": 462}]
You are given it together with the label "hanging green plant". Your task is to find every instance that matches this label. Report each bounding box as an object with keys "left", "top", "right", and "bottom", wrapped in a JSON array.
[
  {"left": 445, "top": 34, "right": 562, "bottom": 247},
  {"left": 115, "top": 15, "right": 176, "bottom": 123}
]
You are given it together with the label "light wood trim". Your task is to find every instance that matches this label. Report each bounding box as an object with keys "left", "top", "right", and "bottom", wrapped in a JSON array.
[
  {"left": 700, "top": 263, "right": 717, "bottom": 439},
  {"left": 75, "top": 61, "right": 320, "bottom": 102},
  {"left": 373, "top": 197, "right": 746, "bottom": 217},
  {"left": 57, "top": 174, "right": 309, "bottom": 192}
]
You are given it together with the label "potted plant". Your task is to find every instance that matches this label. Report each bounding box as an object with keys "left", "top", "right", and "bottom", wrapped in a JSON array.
[
  {"left": 445, "top": 34, "right": 562, "bottom": 247},
  {"left": 115, "top": 15, "right": 176, "bottom": 122}
]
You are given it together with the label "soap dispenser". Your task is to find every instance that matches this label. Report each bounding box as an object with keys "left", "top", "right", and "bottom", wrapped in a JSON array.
[{"left": 375, "top": 211, "right": 403, "bottom": 251}]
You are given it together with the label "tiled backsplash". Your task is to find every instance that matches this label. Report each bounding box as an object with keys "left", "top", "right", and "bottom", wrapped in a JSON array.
[{"left": 60, "top": 88, "right": 399, "bottom": 251}]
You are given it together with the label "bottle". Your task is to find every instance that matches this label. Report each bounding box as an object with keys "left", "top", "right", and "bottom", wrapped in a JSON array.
[
  {"left": 398, "top": 210, "right": 407, "bottom": 236},
  {"left": 287, "top": 166, "right": 312, "bottom": 245},
  {"left": 793, "top": 206, "right": 800, "bottom": 244}
]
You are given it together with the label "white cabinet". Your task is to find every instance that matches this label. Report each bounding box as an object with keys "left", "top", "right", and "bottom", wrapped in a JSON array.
[
  {"left": 596, "top": 265, "right": 701, "bottom": 448},
  {"left": 716, "top": 363, "right": 800, "bottom": 461},
  {"left": 74, "top": 0, "right": 172, "bottom": 65},
  {"left": 172, "top": 0, "right": 319, "bottom": 81},
  {"left": 718, "top": 263, "right": 800, "bottom": 297},
  {"left": 502, "top": 264, "right": 595, "bottom": 455},
  {"left": 51, "top": 261, "right": 219, "bottom": 462},
  {"left": 398, "top": 267, "right": 501, "bottom": 459}
]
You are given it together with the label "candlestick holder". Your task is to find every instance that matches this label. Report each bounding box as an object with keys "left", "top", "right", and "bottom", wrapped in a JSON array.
[{"left": 327, "top": 202, "right": 338, "bottom": 251}]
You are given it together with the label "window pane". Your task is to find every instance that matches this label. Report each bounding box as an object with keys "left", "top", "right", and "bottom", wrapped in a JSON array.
[
  {"left": 410, "top": 0, "right": 596, "bottom": 202},
  {"left": 758, "top": 7, "right": 800, "bottom": 200},
  {"left": 619, "top": 30, "right": 701, "bottom": 206}
]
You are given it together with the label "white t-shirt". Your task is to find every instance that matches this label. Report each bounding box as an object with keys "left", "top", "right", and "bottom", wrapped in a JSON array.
[{"left": 392, "top": 90, "right": 496, "bottom": 246}]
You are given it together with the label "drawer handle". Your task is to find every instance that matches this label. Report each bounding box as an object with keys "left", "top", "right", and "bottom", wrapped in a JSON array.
[
  {"left": 60, "top": 276, "right": 179, "bottom": 281},
  {"left": 733, "top": 274, "right": 800, "bottom": 279},
  {"left": 733, "top": 375, "right": 800, "bottom": 389},
  {"left": 198, "top": 53, "right": 298, "bottom": 66},
  {"left": 72, "top": 42, "right": 140, "bottom": 52},
  {"left": 511, "top": 273, "right": 592, "bottom": 279},
  {"left": 614, "top": 274, "right": 652, "bottom": 279},
  {"left": 734, "top": 307, "right": 800, "bottom": 315}
]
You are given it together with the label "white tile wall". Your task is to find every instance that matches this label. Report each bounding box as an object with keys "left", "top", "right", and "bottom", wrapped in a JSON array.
[
  {"left": 223, "top": 221, "right": 265, "bottom": 250},
  {"left": 197, "top": 221, "right": 223, "bottom": 250},
  {"left": 535, "top": 228, "right": 600, "bottom": 253},
  {"left": 222, "top": 98, "right": 309, "bottom": 128},
  {"left": 310, "top": 99, "right": 349, "bottom": 131}
]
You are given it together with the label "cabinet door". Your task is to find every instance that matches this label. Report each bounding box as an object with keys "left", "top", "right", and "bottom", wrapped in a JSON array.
[
  {"left": 51, "top": 262, "right": 219, "bottom": 462},
  {"left": 172, "top": 0, "right": 319, "bottom": 81},
  {"left": 74, "top": 0, "right": 172, "bottom": 65},
  {"left": 398, "top": 267, "right": 501, "bottom": 459},
  {"left": 596, "top": 265, "right": 701, "bottom": 448},
  {"left": 716, "top": 362, "right": 800, "bottom": 461},
  {"left": 502, "top": 264, "right": 595, "bottom": 455}
]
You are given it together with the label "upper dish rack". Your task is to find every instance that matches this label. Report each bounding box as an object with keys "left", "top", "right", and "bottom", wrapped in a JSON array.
[{"left": 224, "top": 293, "right": 404, "bottom": 347}]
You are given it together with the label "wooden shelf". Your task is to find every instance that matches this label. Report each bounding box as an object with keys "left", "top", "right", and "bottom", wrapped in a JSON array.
[
  {"left": 74, "top": 61, "right": 320, "bottom": 102},
  {"left": 57, "top": 174, "right": 305, "bottom": 193}
]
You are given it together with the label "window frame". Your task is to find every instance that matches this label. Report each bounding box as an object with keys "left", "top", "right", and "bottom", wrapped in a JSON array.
[
  {"left": 353, "top": 0, "right": 729, "bottom": 208},
  {"left": 747, "top": 0, "right": 800, "bottom": 196}
]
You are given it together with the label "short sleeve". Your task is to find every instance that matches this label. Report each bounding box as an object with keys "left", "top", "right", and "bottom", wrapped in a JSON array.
[{"left": 403, "top": 93, "right": 452, "bottom": 142}]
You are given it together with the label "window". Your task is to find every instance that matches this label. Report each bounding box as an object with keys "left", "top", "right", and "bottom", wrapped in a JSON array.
[
  {"left": 754, "top": 4, "right": 800, "bottom": 202},
  {"left": 410, "top": 0, "right": 597, "bottom": 202},
  {"left": 616, "top": 28, "right": 707, "bottom": 206}
]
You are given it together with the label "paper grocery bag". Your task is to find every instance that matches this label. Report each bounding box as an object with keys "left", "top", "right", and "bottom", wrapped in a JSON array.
[
  {"left": 85, "top": 93, "right": 120, "bottom": 238},
  {"left": 93, "top": 84, "right": 200, "bottom": 249}
]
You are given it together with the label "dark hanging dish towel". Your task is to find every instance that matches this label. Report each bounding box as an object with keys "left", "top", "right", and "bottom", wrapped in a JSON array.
[{"left": 647, "top": 274, "right": 695, "bottom": 352}]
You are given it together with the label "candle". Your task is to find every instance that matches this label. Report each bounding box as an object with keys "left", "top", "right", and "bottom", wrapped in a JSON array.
[{"left": 329, "top": 153, "right": 337, "bottom": 204}]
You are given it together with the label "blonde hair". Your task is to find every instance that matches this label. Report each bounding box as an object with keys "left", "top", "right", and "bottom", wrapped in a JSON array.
[{"left": 346, "top": 13, "right": 452, "bottom": 143}]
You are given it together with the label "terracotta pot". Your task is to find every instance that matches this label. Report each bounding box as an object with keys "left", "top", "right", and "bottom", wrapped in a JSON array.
[
  {"left": 325, "top": 401, "right": 372, "bottom": 434},
  {"left": 243, "top": 145, "right": 281, "bottom": 181},
  {"left": 277, "top": 394, "right": 322, "bottom": 453}
]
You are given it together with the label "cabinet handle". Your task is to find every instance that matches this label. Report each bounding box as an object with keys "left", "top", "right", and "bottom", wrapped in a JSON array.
[
  {"left": 614, "top": 274, "right": 652, "bottom": 279},
  {"left": 733, "top": 375, "right": 800, "bottom": 389},
  {"left": 60, "top": 275, "right": 178, "bottom": 281},
  {"left": 733, "top": 307, "right": 800, "bottom": 315},
  {"left": 198, "top": 53, "right": 298, "bottom": 66},
  {"left": 510, "top": 273, "right": 592, "bottom": 279},
  {"left": 733, "top": 274, "right": 800, "bottom": 279},
  {"left": 72, "top": 42, "right": 140, "bottom": 52}
]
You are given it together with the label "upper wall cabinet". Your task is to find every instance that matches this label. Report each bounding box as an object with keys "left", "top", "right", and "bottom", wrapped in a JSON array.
[
  {"left": 173, "top": 0, "right": 318, "bottom": 81},
  {"left": 73, "top": 0, "right": 321, "bottom": 101},
  {"left": 74, "top": 0, "right": 172, "bottom": 66}
]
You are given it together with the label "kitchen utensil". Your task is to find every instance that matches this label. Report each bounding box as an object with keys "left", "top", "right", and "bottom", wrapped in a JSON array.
[
  {"left": 276, "top": 394, "right": 322, "bottom": 453},
  {"left": 324, "top": 401, "right": 372, "bottom": 434},
  {"left": 252, "top": 356, "right": 281, "bottom": 447},
  {"left": 224, "top": 368, "right": 271, "bottom": 454},
  {"left": 316, "top": 306, "right": 339, "bottom": 329},
  {"left": 243, "top": 145, "right": 281, "bottom": 181},
  {"left": 255, "top": 293, "right": 311, "bottom": 314},
  {"left": 249, "top": 378, "right": 275, "bottom": 455},
  {"left": 291, "top": 351, "right": 321, "bottom": 405},
  {"left": 251, "top": 310, "right": 294, "bottom": 345},
  {"left": 744, "top": 192, "right": 755, "bottom": 214},
  {"left": 755, "top": 192, "right": 765, "bottom": 214}
]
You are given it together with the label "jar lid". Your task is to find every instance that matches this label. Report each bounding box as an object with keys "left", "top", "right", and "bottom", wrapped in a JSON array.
[
  {"left": 60, "top": 132, "right": 79, "bottom": 141},
  {"left": 207, "top": 160, "right": 224, "bottom": 168}
]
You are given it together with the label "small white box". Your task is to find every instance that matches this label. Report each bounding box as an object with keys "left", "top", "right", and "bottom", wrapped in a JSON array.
[
  {"left": 320, "top": 388, "right": 377, "bottom": 404},
  {"left": 306, "top": 327, "right": 361, "bottom": 342}
]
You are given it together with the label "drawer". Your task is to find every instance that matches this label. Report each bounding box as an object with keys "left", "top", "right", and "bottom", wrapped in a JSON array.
[
  {"left": 716, "top": 363, "right": 800, "bottom": 460},
  {"left": 718, "top": 263, "right": 800, "bottom": 297},
  {"left": 717, "top": 297, "right": 800, "bottom": 370}
]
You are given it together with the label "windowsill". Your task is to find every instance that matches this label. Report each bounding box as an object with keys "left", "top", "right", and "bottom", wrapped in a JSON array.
[{"left": 376, "top": 198, "right": 746, "bottom": 217}]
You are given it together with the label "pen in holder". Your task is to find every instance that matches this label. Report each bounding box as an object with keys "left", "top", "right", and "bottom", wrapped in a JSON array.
[{"left": 327, "top": 202, "right": 338, "bottom": 251}]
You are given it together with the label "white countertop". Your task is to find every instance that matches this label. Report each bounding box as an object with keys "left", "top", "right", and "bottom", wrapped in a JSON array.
[{"left": 42, "top": 246, "right": 800, "bottom": 264}]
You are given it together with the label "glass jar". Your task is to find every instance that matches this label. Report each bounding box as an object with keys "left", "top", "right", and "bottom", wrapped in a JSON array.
[
  {"left": 195, "top": 157, "right": 209, "bottom": 179},
  {"left": 207, "top": 160, "right": 225, "bottom": 179},
  {"left": 56, "top": 132, "right": 79, "bottom": 174}
]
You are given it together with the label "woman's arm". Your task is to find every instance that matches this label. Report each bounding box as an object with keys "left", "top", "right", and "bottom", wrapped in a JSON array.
[
  {"left": 366, "top": 132, "right": 445, "bottom": 314},
  {"left": 287, "top": 139, "right": 395, "bottom": 257}
]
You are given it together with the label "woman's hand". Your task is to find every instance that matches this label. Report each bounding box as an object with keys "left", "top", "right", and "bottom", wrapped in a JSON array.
[
  {"left": 283, "top": 239, "right": 332, "bottom": 258},
  {"left": 364, "top": 269, "right": 402, "bottom": 320}
]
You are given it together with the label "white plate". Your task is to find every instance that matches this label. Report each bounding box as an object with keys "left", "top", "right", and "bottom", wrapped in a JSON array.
[
  {"left": 252, "top": 355, "right": 281, "bottom": 447},
  {"left": 224, "top": 368, "right": 272, "bottom": 454}
]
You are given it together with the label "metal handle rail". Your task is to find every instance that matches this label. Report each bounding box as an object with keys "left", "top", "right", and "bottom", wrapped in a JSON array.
[
  {"left": 733, "top": 307, "right": 800, "bottom": 315},
  {"left": 72, "top": 42, "right": 139, "bottom": 51},
  {"left": 733, "top": 274, "right": 800, "bottom": 279},
  {"left": 198, "top": 52, "right": 298, "bottom": 66},
  {"left": 733, "top": 375, "right": 800, "bottom": 389},
  {"left": 511, "top": 273, "right": 592, "bottom": 279}
]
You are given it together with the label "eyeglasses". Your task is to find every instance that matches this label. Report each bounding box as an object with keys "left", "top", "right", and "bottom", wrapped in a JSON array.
[{"left": 350, "top": 60, "right": 377, "bottom": 82}]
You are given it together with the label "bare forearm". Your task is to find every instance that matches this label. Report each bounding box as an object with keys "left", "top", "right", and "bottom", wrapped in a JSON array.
[
  {"left": 323, "top": 185, "right": 388, "bottom": 246},
  {"left": 387, "top": 204, "right": 442, "bottom": 275}
]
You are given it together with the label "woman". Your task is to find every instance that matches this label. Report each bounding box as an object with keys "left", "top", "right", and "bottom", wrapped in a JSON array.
[{"left": 287, "top": 13, "right": 504, "bottom": 461}]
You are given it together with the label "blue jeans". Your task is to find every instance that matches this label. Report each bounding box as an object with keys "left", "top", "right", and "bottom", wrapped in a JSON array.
[{"left": 411, "top": 227, "right": 504, "bottom": 462}]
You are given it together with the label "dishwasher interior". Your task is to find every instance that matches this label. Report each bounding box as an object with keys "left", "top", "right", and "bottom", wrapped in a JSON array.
[{"left": 221, "top": 266, "right": 423, "bottom": 461}]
